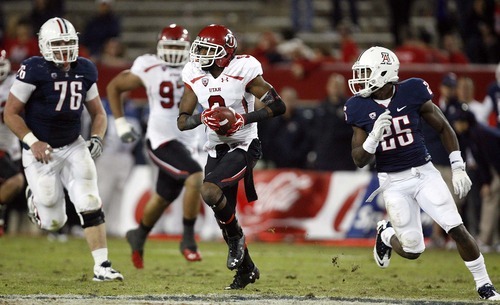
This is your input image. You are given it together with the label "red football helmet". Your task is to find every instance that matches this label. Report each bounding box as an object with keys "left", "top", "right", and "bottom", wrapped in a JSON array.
[
  {"left": 190, "top": 24, "right": 237, "bottom": 69},
  {"left": 157, "top": 24, "right": 190, "bottom": 66}
]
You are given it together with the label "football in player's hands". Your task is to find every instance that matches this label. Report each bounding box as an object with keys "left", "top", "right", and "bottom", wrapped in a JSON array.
[{"left": 211, "top": 107, "right": 237, "bottom": 136}]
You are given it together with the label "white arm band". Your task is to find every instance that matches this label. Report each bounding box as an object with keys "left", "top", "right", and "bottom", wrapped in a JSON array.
[
  {"left": 362, "top": 133, "right": 379, "bottom": 154},
  {"left": 449, "top": 150, "right": 465, "bottom": 170},
  {"left": 22, "top": 132, "right": 39, "bottom": 148}
]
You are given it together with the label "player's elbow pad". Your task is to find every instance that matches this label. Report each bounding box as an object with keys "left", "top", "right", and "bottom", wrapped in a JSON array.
[{"left": 261, "top": 88, "right": 286, "bottom": 117}]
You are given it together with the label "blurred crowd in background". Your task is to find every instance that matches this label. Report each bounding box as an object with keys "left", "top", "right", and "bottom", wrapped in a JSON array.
[{"left": 0, "top": 0, "right": 499, "bottom": 251}]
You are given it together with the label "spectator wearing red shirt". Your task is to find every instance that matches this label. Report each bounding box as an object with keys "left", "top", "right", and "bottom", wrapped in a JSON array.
[
  {"left": 4, "top": 18, "right": 39, "bottom": 65},
  {"left": 247, "top": 31, "right": 286, "bottom": 67},
  {"left": 338, "top": 24, "right": 359, "bottom": 63},
  {"left": 395, "top": 28, "right": 448, "bottom": 64},
  {"left": 441, "top": 32, "right": 469, "bottom": 64}
]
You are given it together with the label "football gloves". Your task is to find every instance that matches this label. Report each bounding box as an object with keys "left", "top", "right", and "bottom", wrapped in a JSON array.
[
  {"left": 362, "top": 110, "right": 392, "bottom": 154},
  {"left": 87, "top": 135, "right": 103, "bottom": 159},
  {"left": 201, "top": 108, "right": 220, "bottom": 132},
  {"left": 371, "top": 110, "right": 392, "bottom": 142},
  {"left": 450, "top": 151, "right": 472, "bottom": 199},
  {"left": 226, "top": 111, "right": 244, "bottom": 136},
  {"left": 115, "top": 117, "right": 140, "bottom": 143},
  {"left": 452, "top": 167, "right": 472, "bottom": 199}
]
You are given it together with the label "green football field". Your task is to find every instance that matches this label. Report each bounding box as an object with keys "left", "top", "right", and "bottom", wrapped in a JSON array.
[{"left": 0, "top": 235, "right": 497, "bottom": 304}]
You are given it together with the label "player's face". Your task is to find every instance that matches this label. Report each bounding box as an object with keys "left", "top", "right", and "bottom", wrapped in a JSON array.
[
  {"left": 354, "top": 67, "right": 372, "bottom": 90},
  {"left": 197, "top": 47, "right": 216, "bottom": 71},
  {"left": 51, "top": 39, "right": 77, "bottom": 63}
]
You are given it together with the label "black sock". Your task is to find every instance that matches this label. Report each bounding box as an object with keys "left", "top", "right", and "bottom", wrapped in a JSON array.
[
  {"left": 241, "top": 248, "right": 255, "bottom": 271},
  {"left": 214, "top": 203, "right": 242, "bottom": 237},
  {"left": 182, "top": 218, "right": 196, "bottom": 246},
  {"left": 139, "top": 221, "right": 153, "bottom": 237}
]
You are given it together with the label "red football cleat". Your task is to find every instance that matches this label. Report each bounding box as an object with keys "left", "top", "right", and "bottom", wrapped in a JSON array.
[
  {"left": 131, "top": 250, "right": 144, "bottom": 269},
  {"left": 182, "top": 248, "right": 202, "bottom": 262}
]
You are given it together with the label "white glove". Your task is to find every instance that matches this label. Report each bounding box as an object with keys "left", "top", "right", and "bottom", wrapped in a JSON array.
[
  {"left": 449, "top": 151, "right": 472, "bottom": 199},
  {"left": 362, "top": 110, "right": 392, "bottom": 154},
  {"left": 370, "top": 110, "right": 392, "bottom": 141},
  {"left": 115, "top": 117, "right": 140, "bottom": 143},
  {"left": 87, "top": 135, "right": 103, "bottom": 159}
]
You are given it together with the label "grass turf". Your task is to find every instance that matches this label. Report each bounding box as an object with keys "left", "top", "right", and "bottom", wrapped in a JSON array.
[{"left": 0, "top": 235, "right": 498, "bottom": 303}]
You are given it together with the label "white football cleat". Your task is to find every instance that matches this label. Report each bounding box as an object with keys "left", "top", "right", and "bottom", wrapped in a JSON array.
[
  {"left": 478, "top": 283, "right": 500, "bottom": 300},
  {"left": 93, "top": 260, "right": 124, "bottom": 282},
  {"left": 373, "top": 220, "right": 392, "bottom": 268}
]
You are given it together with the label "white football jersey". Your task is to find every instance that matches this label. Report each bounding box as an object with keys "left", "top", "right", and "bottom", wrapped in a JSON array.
[
  {"left": 131, "top": 54, "right": 198, "bottom": 150},
  {"left": 0, "top": 74, "right": 21, "bottom": 160},
  {"left": 182, "top": 55, "right": 262, "bottom": 156}
]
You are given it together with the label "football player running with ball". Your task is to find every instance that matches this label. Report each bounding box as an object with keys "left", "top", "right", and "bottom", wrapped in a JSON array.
[
  {"left": 3, "top": 17, "right": 123, "bottom": 281},
  {"left": 177, "top": 24, "right": 286, "bottom": 289},
  {"left": 107, "top": 24, "right": 203, "bottom": 268},
  {"left": 344, "top": 46, "right": 499, "bottom": 301}
]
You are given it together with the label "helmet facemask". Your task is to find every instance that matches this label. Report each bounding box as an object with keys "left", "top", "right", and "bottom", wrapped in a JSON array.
[
  {"left": 189, "top": 39, "right": 226, "bottom": 70},
  {"left": 157, "top": 39, "right": 190, "bottom": 66}
]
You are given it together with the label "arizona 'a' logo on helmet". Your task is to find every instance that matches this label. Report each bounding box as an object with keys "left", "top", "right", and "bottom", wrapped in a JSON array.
[{"left": 381, "top": 52, "right": 392, "bottom": 65}]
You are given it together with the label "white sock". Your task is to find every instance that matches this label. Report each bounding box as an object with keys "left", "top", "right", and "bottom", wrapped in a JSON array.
[
  {"left": 464, "top": 254, "right": 491, "bottom": 289},
  {"left": 92, "top": 248, "right": 108, "bottom": 267},
  {"left": 381, "top": 227, "right": 395, "bottom": 248}
]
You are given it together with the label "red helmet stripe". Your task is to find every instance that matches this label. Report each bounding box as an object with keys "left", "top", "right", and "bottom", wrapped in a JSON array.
[{"left": 55, "top": 18, "right": 67, "bottom": 34}]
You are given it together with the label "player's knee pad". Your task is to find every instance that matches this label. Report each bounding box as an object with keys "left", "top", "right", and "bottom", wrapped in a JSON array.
[
  {"left": 40, "top": 214, "right": 67, "bottom": 232},
  {"left": 80, "top": 209, "right": 105, "bottom": 228},
  {"left": 201, "top": 183, "right": 223, "bottom": 208},
  {"left": 204, "top": 191, "right": 225, "bottom": 211},
  {"left": 400, "top": 230, "right": 425, "bottom": 254},
  {"left": 76, "top": 193, "right": 102, "bottom": 211}
]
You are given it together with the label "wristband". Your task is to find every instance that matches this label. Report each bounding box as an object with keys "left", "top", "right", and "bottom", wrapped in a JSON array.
[
  {"left": 114, "top": 116, "right": 127, "bottom": 127},
  {"left": 449, "top": 150, "right": 464, "bottom": 170},
  {"left": 362, "top": 133, "right": 379, "bottom": 154},
  {"left": 22, "top": 132, "right": 39, "bottom": 148}
]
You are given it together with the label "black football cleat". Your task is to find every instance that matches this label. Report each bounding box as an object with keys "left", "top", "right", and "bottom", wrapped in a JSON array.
[
  {"left": 226, "top": 234, "right": 245, "bottom": 270},
  {"left": 225, "top": 265, "right": 260, "bottom": 290}
]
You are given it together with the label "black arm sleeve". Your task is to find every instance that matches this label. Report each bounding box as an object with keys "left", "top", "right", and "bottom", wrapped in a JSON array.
[
  {"left": 261, "top": 87, "right": 286, "bottom": 116},
  {"left": 179, "top": 113, "right": 202, "bottom": 130},
  {"left": 242, "top": 107, "right": 271, "bottom": 124},
  {"left": 242, "top": 88, "right": 286, "bottom": 125}
]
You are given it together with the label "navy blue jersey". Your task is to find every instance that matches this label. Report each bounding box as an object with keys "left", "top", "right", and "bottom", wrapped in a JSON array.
[
  {"left": 344, "top": 78, "right": 433, "bottom": 172},
  {"left": 18, "top": 56, "right": 98, "bottom": 148}
]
